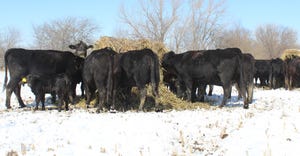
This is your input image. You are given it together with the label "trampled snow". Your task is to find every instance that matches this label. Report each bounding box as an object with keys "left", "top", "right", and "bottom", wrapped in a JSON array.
[{"left": 0, "top": 71, "right": 300, "bottom": 156}]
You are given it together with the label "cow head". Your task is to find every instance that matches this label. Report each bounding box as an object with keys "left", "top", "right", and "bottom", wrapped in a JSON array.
[
  {"left": 161, "top": 51, "right": 176, "bottom": 69},
  {"left": 69, "top": 41, "right": 93, "bottom": 57},
  {"left": 25, "top": 74, "right": 41, "bottom": 88}
]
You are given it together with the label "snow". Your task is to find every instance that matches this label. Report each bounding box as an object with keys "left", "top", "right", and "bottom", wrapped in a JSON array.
[{"left": 0, "top": 71, "right": 300, "bottom": 156}]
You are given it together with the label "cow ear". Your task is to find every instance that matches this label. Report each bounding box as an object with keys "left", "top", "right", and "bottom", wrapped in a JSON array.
[
  {"left": 88, "top": 45, "right": 93, "bottom": 49},
  {"left": 69, "top": 45, "right": 76, "bottom": 49}
]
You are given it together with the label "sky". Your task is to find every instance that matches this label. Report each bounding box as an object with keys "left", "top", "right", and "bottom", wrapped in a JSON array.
[{"left": 0, "top": 0, "right": 300, "bottom": 46}]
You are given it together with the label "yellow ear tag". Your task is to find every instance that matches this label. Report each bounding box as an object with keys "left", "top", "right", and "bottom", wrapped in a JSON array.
[{"left": 21, "top": 77, "right": 27, "bottom": 83}]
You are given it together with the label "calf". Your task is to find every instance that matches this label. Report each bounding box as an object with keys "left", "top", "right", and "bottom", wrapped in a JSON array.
[{"left": 26, "top": 73, "right": 73, "bottom": 111}]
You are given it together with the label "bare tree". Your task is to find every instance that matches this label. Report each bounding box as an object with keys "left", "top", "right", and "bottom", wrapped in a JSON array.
[
  {"left": 182, "top": 0, "right": 226, "bottom": 50},
  {"left": 32, "top": 17, "right": 99, "bottom": 50},
  {"left": 216, "top": 23, "right": 254, "bottom": 53},
  {"left": 255, "top": 24, "right": 298, "bottom": 58},
  {"left": 119, "top": 0, "right": 226, "bottom": 52},
  {"left": 170, "top": 23, "right": 188, "bottom": 52},
  {"left": 119, "top": 0, "right": 180, "bottom": 43},
  {"left": 0, "top": 27, "right": 21, "bottom": 68}
]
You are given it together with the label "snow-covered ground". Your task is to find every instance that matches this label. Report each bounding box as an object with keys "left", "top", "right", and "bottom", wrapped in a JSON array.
[{"left": 0, "top": 71, "right": 300, "bottom": 156}]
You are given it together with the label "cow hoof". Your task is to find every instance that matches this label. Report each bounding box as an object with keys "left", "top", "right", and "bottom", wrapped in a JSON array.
[
  {"left": 20, "top": 104, "right": 26, "bottom": 108},
  {"left": 6, "top": 105, "right": 12, "bottom": 109},
  {"left": 137, "top": 108, "right": 145, "bottom": 112},
  {"left": 109, "top": 108, "right": 117, "bottom": 113},
  {"left": 218, "top": 105, "right": 224, "bottom": 108},
  {"left": 243, "top": 104, "right": 249, "bottom": 109},
  {"left": 96, "top": 109, "right": 101, "bottom": 114},
  {"left": 155, "top": 108, "right": 163, "bottom": 112}
]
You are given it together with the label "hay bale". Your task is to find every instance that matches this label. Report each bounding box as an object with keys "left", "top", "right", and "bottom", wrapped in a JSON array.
[
  {"left": 281, "top": 49, "right": 300, "bottom": 60},
  {"left": 94, "top": 36, "right": 169, "bottom": 59}
]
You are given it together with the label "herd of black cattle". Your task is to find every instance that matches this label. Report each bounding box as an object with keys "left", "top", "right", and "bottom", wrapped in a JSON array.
[{"left": 2, "top": 41, "right": 300, "bottom": 112}]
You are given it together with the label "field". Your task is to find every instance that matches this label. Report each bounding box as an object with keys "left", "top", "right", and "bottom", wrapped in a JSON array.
[{"left": 0, "top": 71, "right": 300, "bottom": 156}]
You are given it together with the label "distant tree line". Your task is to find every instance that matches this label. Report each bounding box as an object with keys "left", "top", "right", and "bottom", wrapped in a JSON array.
[
  {"left": 118, "top": 0, "right": 299, "bottom": 59},
  {"left": 0, "top": 0, "right": 298, "bottom": 68}
]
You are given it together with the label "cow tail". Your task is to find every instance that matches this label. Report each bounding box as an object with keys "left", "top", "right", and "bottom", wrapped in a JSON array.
[
  {"left": 151, "top": 54, "right": 160, "bottom": 97},
  {"left": 3, "top": 49, "right": 9, "bottom": 91},
  {"left": 106, "top": 55, "right": 113, "bottom": 106},
  {"left": 238, "top": 54, "right": 247, "bottom": 107}
]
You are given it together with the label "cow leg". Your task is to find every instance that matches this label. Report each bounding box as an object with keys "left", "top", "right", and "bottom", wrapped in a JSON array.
[
  {"left": 175, "top": 80, "right": 184, "bottom": 98},
  {"left": 13, "top": 84, "right": 26, "bottom": 108},
  {"left": 51, "top": 92, "right": 56, "bottom": 104},
  {"left": 81, "top": 82, "right": 85, "bottom": 98},
  {"left": 181, "top": 77, "right": 193, "bottom": 102},
  {"left": 5, "top": 80, "right": 23, "bottom": 109},
  {"left": 220, "top": 85, "right": 230, "bottom": 108},
  {"left": 138, "top": 87, "right": 147, "bottom": 112},
  {"left": 122, "top": 87, "right": 132, "bottom": 111},
  {"left": 84, "top": 86, "right": 92, "bottom": 108},
  {"left": 96, "top": 90, "right": 106, "bottom": 113},
  {"left": 208, "top": 85, "right": 213, "bottom": 96},
  {"left": 71, "top": 82, "right": 77, "bottom": 101},
  {"left": 58, "top": 96, "right": 63, "bottom": 112},
  {"left": 273, "top": 77, "right": 276, "bottom": 89},
  {"left": 151, "top": 82, "right": 162, "bottom": 112},
  {"left": 41, "top": 95, "right": 46, "bottom": 111},
  {"left": 197, "top": 85, "right": 205, "bottom": 102},
  {"left": 228, "top": 85, "right": 232, "bottom": 99},
  {"left": 5, "top": 86, "right": 13, "bottom": 109},
  {"left": 284, "top": 75, "right": 289, "bottom": 90},
  {"left": 35, "top": 95, "right": 41, "bottom": 110},
  {"left": 66, "top": 93, "right": 73, "bottom": 111},
  {"left": 289, "top": 77, "right": 293, "bottom": 90},
  {"left": 247, "top": 83, "right": 254, "bottom": 104},
  {"left": 190, "top": 82, "right": 198, "bottom": 102}
]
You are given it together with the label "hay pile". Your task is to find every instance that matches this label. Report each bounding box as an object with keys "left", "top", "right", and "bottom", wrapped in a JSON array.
[
  {"left": 75, "top": 36, "right": 210, "bottom": 111},
  {"left": 281, "top": 49, "right": 300, "bottom": 60}
]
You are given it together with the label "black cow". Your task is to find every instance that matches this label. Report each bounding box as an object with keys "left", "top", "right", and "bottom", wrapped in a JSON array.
[
  {"left": 162, "top": 48, "right": 248, "bottom": 108},
  {"left": 82, "top": 47, "right": 117, "bottom": 113},
  {"left": 284, "top": 56, "right": 300, "bottom": 90},
  {"left": 254, "top": 60, "right": 271, "bottom": 86},
  {"left": 3, "top": 48, "right": 84, "bottom": 109},
  {"left": 25, "top": 73, "right": 73, "bottom": 111},
  {"left": 112, "top": 48, "right": 160, "bottom": 111},
  {"left": 69, "top": 41, "right": 94, "bottom": 97},
  {"left": 269, "top": 58, "right": 285, "bottom": 89},
  {"left": 162, "top": 50, "right": 213, "bottom": 101},
  {"left": 238, "top": 53, "right": 255, "bottom": 103},
  {"left": 69, "top": 40, "right": 94, "bottom": 57}
]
